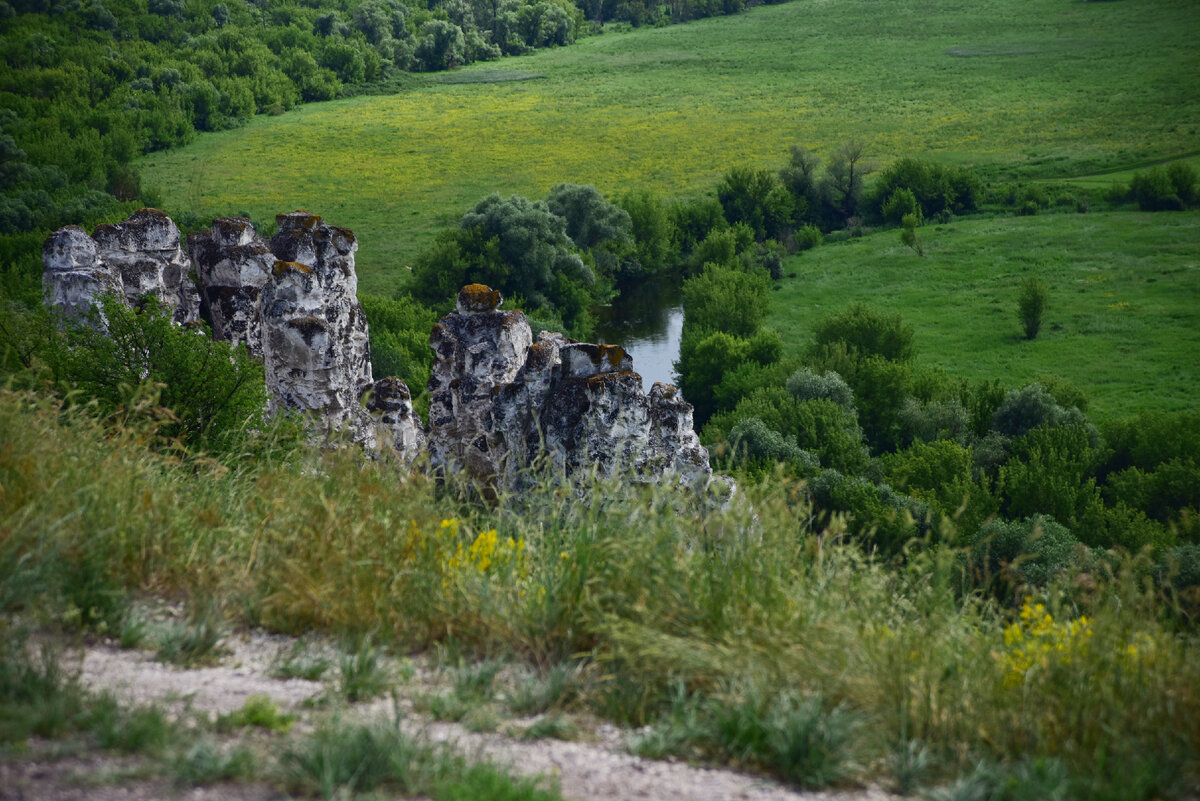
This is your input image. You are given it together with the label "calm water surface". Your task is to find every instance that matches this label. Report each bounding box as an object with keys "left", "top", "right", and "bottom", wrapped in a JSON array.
[{"left": 592, "top": 276, "right": 684, "bottom": 396}]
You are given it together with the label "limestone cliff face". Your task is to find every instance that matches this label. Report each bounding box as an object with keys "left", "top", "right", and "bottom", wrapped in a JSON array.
[
  {"left": 429, "top": 284, "right": 712, "bottom": 488},
  {"left": 42, "top": 209, "right": 199, "bottom": 326},
  {"left": 426, "top": 284, "right": 534, "bottom": 478},
  {"left": 259, "top": 212, "right": 372, "bottom": 436},
  {"left": 188, "top": 216, "right": 274, "bottom": 359}
]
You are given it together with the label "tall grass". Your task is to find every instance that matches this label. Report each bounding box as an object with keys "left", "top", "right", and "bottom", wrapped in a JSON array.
[{"left": 1, "top": 388, "right": 1197, "bottom": 793}]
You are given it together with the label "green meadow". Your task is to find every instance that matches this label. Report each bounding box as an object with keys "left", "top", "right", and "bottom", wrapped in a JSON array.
[
  {"left": 138, "top": 0, "right": 1200, "bottom": 296},
  {"left": 770, "top": 211, "right": 1200, "bottom": 421}
]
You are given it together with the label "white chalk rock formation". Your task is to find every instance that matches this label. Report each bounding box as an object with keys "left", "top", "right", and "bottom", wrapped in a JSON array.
[
  {"left": 43, "top": 209, "right": 199, "bottom": 325},
  {"left": 91, "top": 208, "right": 200, "bottom": 324},
  {"left": 429, "top": 284, "right": 712, "bottom": 488},
  {"left": 42, "top": 225, "right": 122, "bottom": 325},
  {"left": 259, "top": 211, "right": 375, "bottom": 442},
  {"left": 427, "top": 284, "right": 534, "bottom": 478},
  {"left": 188, "top": 217, "right": 275, "bottom": 359}
]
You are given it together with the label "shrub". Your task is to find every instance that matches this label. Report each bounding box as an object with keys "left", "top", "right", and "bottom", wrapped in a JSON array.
[
  {"left": 807, "top": 341, "right": 911, "bottom": 453},
  {"left": 1000, "top": 424, "right": 1107, "bottom": 545},
  {"left": 47, "top": 295, "right": 276, "bottom": 460},
  {"left": 882, "top": 439, "right": 998, "bottom": 539},
  {"left": 726, "top": 416, "right": 817, "bottom": 475},
  {"left": 881, "top": 187, "right": 921, "bottom": 226},
  {"left": 785, "top": 368, "right": 856, "bottom": 416},
  {"left": 794, "top": 223, "right": 823, "bottom": 251},
  {"left": 811, "top": 303, "right": 914, "bottom": 363},
  {"left": 896, "top": 396, "right": 970, "bottom": 446},
  {"left": 807, "top": 469, "right": 932, "bottom": 554},
  {"left": 990, "top": 383, "right": 1087, "bottom": 439},
  {"left": 1129, "top": 164, "right": 1196, "bottom": 211},
  {"left": 965, "top": 515, "right": 1081, "bottom": 593},
  {"left": 681, "top": 262, "right": 771, "bottom": 338},
  {"left": 1017, "top": 276, "right": 1048, "bottom": 339}
]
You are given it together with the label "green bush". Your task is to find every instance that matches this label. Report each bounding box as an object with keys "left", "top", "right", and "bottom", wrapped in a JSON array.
[
  {"left": 811, "top": 303, "right": 914, "bottom": 363},
  {"left": 882, "top": 439, "right": 997, "bottom": 540},
  {"left": 990, "top": 383, "right": 1086, "bottom": 439},
  {"left": 1129, "top": 164, "right": 1197, "bottom": 211},
  {"left": 807, "top": 341, "right": 911, "bottom": 453},
  {"left": 681, "top": 262, "right": 771, "bottom": 338},
  {"left": 868, "top": 157, "right": 981, "bottom": 221},
  {"left": 965, "top": 514, "right": 1081, "bottom": 593},
  {"left": 1000, "top": 424, "right": 1107, "bottom": 545},
  {"left": 881, "top": 187, "right": 921, "bottom": 226},
  {"left": 1018, "top": 276, "right": 1048, "bottom": 339},
  {"left": 794, "top": 223, "right": 823, "bottom": 251},
  {"left": 807, "top": 469, "right": 932, "bottom": 554},
  {"left": 785, "top": 368, "right": 856, "bottom": 416},
  {"left": 896, "top": 396, "right": 970, "bottom": 447},
  {"left": 725, "top": 416, "right": 818, "bottom": 476},
  {"left": 48, "top": 295, "right": 280, "bottom": 460}
]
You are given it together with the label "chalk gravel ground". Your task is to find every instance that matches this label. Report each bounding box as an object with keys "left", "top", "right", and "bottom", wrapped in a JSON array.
[{"left": 2, "top": 626, "right": 897, "bottom": 801}]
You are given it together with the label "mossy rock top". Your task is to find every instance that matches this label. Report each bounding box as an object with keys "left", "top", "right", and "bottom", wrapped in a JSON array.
[{"left": 458, "top": 284, "right": 503, "bottom": 313}]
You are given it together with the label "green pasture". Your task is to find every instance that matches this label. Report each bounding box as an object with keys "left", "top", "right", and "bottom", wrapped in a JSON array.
[
  {"left": 138, "top": 0, "right": 1200, "bottom": 295},
  {"left": 769, "top": 211, "right": 1200, "bottom": 421}
]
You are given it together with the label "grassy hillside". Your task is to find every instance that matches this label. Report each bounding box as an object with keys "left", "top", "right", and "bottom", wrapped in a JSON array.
[
  {"left": 768, "top": 210, "right": 1200, "bottom": 421},
  {"left": 137, "top": 0, "right": 1200, "bottom": 295}
]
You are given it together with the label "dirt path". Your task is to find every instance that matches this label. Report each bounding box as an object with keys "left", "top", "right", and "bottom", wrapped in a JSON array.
[{"left": 8, "top": 630, "right": 898, "bottom": 801}]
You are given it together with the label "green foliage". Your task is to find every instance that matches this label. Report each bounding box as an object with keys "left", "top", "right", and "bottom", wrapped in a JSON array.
[
  {"left": 217, "top": 694, "right": 296, "bottom": 733},
  {"left": 545, "top": 182, "right": 633, "bottom": 280},
  {"left": 806, "top": 469, "right": 931, "bottom": 553},
  {"left": 709, "top": 388, "right": 867, "bottom": 475},
  {"left": 811, "top": 303, "right": 915, "bottom": 363},
  {"left": 899, "top": 212, "right": 923, "bottom": 256},
  {"left": 617, "top": 189, "right": 678, "bottom": 279},
  {"left": 807, "top": 341, "right": 911, "bottom": 453},
  {"left": 869, "top": 157, "right": 981, "bottom": 222},
  {"left": 897, "top": 396, "right": 970, "bottom": 447},
  {"left": 724, "top": 416, "right": 819, "bottom": 476},
  {"left": 785, "top": 367, "right": 856, "bottom": 416},
  {"left": 794, "top": 223, "right": 823, "bottom": 251},
  {"left": 881, "top": 187, "right": 921, "bottom": 226},
  {"left": 360, "top": 291, "right": 436, "bottom": 411},
  {"left": 411, "top": 193, "right": 598, "bottom": 333},
  {"left": 882, "top": 440, "right": 997, "bottom": 538},
  {"left": 154, "top": 606, "right": 227, "bottom": 667},
  {"left": 716, "top": 166, "right": 794, "bottom": 240},
  {"left": 990, "top": 383, "right": 1086, "bottom": 439},
  {"left": 687, "top": 222, "right": 755, "bottom": 274},
  {"left": 0, "top": 634, "right": 88, "bottom": 743},
  {"left": 965, "top": 515, "right": 1080, "bottom": 592},
  {"left": 1018, "top": 276, "right": 1048, "bottom": 339},
  {"left": 47, "top": 295, "right": 278, "bottom": 459},
  {"left": 1129, "top": 163, "right": 1197, "bottom": 211},
  {"left": 669, "top": 196, "right": 726, "bottom": 258},
  {"left": 681, "top": 262, "right": 770, "bottom": 338},
  {"left": 338, "top": 635, "right": 393, "bottom": 702},
  {"left": 999, "top": 424, "right": 1107, "bottom": 545}
]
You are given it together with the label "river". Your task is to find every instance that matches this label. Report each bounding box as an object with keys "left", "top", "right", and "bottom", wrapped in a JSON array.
[{"left": 592, "top": 276, "right": 684, "bottom": 395}]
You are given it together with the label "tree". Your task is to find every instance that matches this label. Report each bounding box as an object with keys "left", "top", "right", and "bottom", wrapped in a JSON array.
[
  {"left": 413, "top": 193, "right": 597, "bottom": 332},
  {"left": 821, "top": 138, "right": 873, "bottom": 223},
  {"left": 617, "top": 189, "right": 677, "bottom": 278},
  {"left": 716, "top": 166, "right": 793, "bottom": 240},
  {"left": 545, "top": 183, "right": 632, "bottom": 280},
  {"left": 1017, "top": 276, "right": 1047, "bottom": 339},
  {"left": 811, "top": 303, "right": 914, "bottom": 363},
  {"left": 415, "top": 20, "right": 466, "bottom": 71},
  {"left": 681, "top": 262, "right": 770, "bottom": 338}
]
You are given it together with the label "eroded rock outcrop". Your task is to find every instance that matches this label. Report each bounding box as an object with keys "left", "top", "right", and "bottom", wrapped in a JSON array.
[
  {"left": 429, "top": 284, "right": 712, "bottom": 488},
  {"left": 42, "top": 209, "right": 199, "bottom": 326},
  {"left": 43, "top": 210, "right": 425, "bottom": 465},
  {"left": 188, "top": 216, "right": 275, "bottom": 358},
  {"left": 42, "top": 213, "right": 709, "bottom": 483}
]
